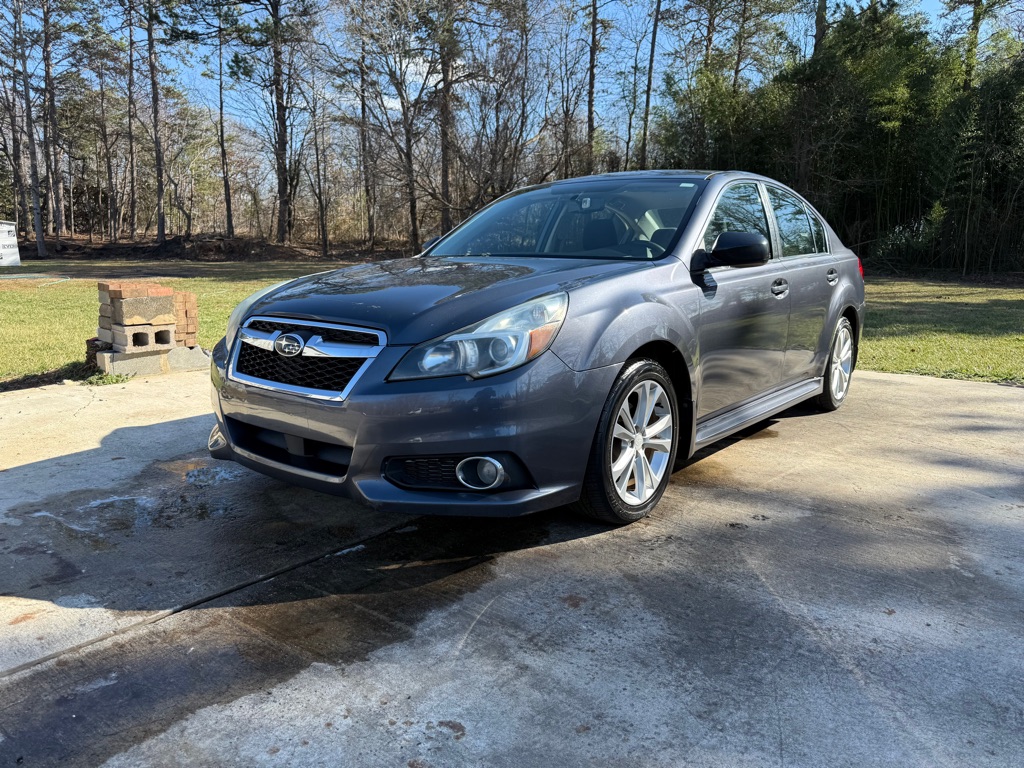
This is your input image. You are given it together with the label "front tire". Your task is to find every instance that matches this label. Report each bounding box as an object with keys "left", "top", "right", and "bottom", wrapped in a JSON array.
[
  {"left": 815, "top": 316, "right": 855, "bottom": 412},
  {"left": 572, "top": 359, "right": 679, "bottom": 524}
]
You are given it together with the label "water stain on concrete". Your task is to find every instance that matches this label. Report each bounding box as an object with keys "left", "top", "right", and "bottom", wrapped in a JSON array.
[{"left": 0, "top": 510, "right": 588, "bottom": 766}]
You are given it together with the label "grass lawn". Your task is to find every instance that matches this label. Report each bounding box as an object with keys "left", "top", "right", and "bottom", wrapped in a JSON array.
[
  {"left": 1, "top": 261, "right": 1022, "bottom": 389},
  {"left": 1, "top": 260, "right": 323, "bottom": 389},
  {"left": 859, "top": 279, "right": 1024, "bottom": 385}
]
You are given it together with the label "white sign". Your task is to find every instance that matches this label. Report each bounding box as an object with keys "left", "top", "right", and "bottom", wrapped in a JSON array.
[{"left": 0, "top": 220, "right": 20, "bottom": 267}]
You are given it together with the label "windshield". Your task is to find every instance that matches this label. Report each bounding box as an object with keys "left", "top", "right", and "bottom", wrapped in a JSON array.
[{"left": 428, "top": 178, "right": 707, "bottom": 260}]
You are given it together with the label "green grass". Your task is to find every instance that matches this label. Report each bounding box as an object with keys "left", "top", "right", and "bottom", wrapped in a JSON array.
[
  {"left": 83, "top": 371, "right": 136, "bottom": 386},
  {"left": 1, "top": 263, "right": 1022, "bottom": 390},
  {"left": 860, "top": 279, "right": 1024, "bottom": 385},
  {"left": 0, "top": 260, "right": 323, "bottom": 389}
]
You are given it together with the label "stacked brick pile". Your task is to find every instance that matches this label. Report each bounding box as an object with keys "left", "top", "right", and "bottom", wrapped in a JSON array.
[
  {"left": 97, "top": 282, "right": 177, "bottom": 354},
  {"left": 93, "top": 280, "right": 209, "bottom": 376},
  {"left": 173, "top": 291, "right": 199, "bottom": 348}
]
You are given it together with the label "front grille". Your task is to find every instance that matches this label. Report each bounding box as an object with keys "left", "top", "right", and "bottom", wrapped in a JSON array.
[
  {"left": 230, "top": 316, "right": 386, "bottom": 400},
  {"left": 236, "top": 344, "right": 365, "bottom": 393},
  {"left": 246, "top": 319, "right": 380, "bottom": 346}
]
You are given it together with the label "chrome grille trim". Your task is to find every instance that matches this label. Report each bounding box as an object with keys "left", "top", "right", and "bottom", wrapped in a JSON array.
[{"left": 227, "top": 315, "right": 387, "bottom": 402}]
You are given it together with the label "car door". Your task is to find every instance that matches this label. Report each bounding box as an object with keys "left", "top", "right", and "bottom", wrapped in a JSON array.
[
  {"left": 764, "top": 185, "right": 835, "bottom": 384},
  {"left": 695, "top": 181, "right": 791, "bottom": 419}
]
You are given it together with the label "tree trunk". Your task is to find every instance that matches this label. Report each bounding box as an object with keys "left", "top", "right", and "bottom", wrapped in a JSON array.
[
  {"left": 217, "top": 24, "right": 234, "bottom": 237},
  {"left": 704, "top": 11, "right": 717, "bottom": 67},
  {"left": 86, "top": 156, "right": 94, "bottom": 243},
  {"left": 963, "top": 0, "right": 985, "bottom": 91},
  {"left": 127, "top": 0, "right": 138, "bottom": 240},
  {"left": 14, "top": 0, "right": 46, "bottom": 258},
  {"left": 270, "top": 0, "right": 290, "bottom": 244},
  {"left": 586, "top": 0, "right": 598, "bottom": 174},
  {"left": 98, "top": 69, "right": 118, "bottom": 241},
  {"left": 402, "top": 105, "right": 420, "bottom": 250},
  {"left": 67, "top": 150, "right": 74, "bottom": 236},
  {"left": 3, "top": 67, "right": 29, "bottom": 236},
  {"left": 732, "top": 0, "right": 749, "bottom": 91},
  {"left": 145, "top": 0, "right": 166, "bottom": 244},
  {"left": 312, "top": 118, "right": 328, "bottom": 259},
  {"left": 41, "top": 0, "right": 64, "bottom": 239},
  {"left": 358, "top": 44, "right": 376, "bottom": 248},
  {"left": 813, "top": 0, "right": 828, "bottom": 57},
  {"left": 639, "top": 0, "right": 660, "bottom": 170},
  {"left": 438, "top": 2, "right": 455, "bottom": 233}
]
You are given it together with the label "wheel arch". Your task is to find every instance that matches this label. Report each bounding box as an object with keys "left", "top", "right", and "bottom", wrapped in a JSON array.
[{"left": 841, "top": 306, "right": 860, "bottom": 369}]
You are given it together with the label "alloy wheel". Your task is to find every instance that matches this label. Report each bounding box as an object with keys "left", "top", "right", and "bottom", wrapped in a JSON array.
[
  {"left": 609, "top": 379, "right": 674, "bottom": 505},
  {"left": 831, "top": 324, "right": 854, "bottom": 401}
]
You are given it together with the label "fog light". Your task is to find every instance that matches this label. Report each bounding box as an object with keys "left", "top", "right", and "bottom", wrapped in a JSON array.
[{"left": 456, "top": 456, "right": 506, "bottom": 490}]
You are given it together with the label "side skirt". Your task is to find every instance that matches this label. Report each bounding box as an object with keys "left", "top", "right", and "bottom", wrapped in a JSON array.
[{"left": 694, "top": 378, "right": 823, "bottom": 451}]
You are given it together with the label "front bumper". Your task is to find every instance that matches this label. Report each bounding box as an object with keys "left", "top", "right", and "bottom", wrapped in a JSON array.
[{"left": 208, "top": 338, "right": 618, "bottom": 516}]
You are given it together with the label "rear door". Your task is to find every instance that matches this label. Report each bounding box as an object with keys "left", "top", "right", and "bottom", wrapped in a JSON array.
[
  {"left": 695, "top": 182, "right": 791, "bottom": 418},
  {"left": 764, "top": 185, "right": 835, "bottom": 384}
]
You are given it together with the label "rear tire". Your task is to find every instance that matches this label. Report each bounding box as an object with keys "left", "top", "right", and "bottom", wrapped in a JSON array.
[
  {"left": 815, "top": 317, "right": 855, "bottom": 412},
  {"left": 572, "top": 359, "right": 679, "bottom": 525}
]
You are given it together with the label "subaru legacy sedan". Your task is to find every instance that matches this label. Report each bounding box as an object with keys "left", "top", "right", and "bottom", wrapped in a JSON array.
[{"left": 208, "top": 171, "right": 864, "bottom": 524}]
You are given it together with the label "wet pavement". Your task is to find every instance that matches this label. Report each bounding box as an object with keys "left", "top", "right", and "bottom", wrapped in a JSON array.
[{"left": 1, "top": 370, "right": 1022, "bottom": 766}]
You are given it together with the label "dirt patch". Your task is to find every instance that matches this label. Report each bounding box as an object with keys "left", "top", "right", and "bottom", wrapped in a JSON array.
[
  {"left": 19, "top": 236, "right": 408, "bottom": 265},
  {"left": 868, "top": 267, "right": 1024, "bottom": 288}
]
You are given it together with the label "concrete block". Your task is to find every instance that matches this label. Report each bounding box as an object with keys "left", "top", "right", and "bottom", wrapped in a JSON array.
[
  {"left": 112, "top": 296, "right": 176, "bottom": 326},
  {"left": 98, "top": 290, "right": 109, "bottom": 305},
  {"left": 97, "top": 327, "right": 113, "bottom": 343},
  {"left": 98, "top": 315, "right": 112, "bottom": 330},
  {"left": 111, "top": 323, "right": 176, "bottom": 353},
  {"left": 99, "top": 303, "right": 112, "bottom": 318},
  {"left": 167, "top": 345, "right": 210, "bottom": 371},
  {"left": 96, "top": 350, "right": 172, "bottom": 376},
  {"left": 95, "top": 346, "right": 208, "bottom": 376}
]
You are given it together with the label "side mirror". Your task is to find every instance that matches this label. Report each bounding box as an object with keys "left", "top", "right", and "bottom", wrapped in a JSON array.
[
  {"left": 421, "top": 235, "right": 441, "bottom": 252},
  {"left": 693, "top": 231, "right": 770, "bottom": 271}
]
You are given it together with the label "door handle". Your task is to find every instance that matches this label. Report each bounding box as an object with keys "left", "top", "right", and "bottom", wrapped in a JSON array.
[
  {"left": 826, "top": 268, "right": 839, "bottom": 285},
  {"left": 771, "top": 279, "right": 788, "bottom": 296}
]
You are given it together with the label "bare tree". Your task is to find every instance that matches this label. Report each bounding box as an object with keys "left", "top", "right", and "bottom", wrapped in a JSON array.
[
  {"left": 639, "top": 0, "right": 661, "bottom": 170},
  {"left": 13, "top": 0, "right": 46, "bottom": 257},
  {"left": 143, "top": 0, "right": 166, "bottom": 243}
]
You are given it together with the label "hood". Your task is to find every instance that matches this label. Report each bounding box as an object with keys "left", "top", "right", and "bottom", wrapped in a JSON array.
[{"left": 249, "top": 256, "right": 651, "bottom": 345}]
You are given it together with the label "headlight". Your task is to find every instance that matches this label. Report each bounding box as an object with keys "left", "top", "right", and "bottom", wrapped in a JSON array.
[
  {"left": 389, "top": 293, "right": 568, "bottom": 381},
  {"left": 225, "top": 280, "right": 292, "bottom": 351}
]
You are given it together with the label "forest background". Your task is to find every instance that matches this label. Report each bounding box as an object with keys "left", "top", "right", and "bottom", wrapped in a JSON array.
[{"left": 2, "top": 0, "right": 1023, "bottom": 275}]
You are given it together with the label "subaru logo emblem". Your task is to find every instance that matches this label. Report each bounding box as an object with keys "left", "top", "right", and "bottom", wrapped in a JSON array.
[{"left": 274, "top": 333, "right": 305, "bottom": 357}]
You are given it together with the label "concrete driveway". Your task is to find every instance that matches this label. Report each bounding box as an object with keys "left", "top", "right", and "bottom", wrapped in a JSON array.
[{"left": 1, "top": 369, "right": 1022, "bottom": 767}]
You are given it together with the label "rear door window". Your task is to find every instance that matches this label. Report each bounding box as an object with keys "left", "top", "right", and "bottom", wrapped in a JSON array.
[
  {"left": 767, "top": 187, "right": 816, "bottom": 258},
  {"left": 808, "top": 211, "right": 828, "bottom": 253}
]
